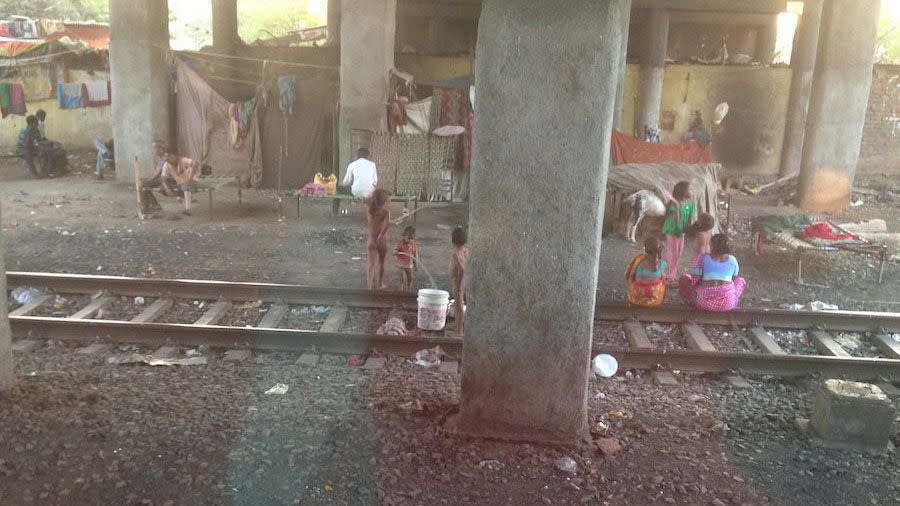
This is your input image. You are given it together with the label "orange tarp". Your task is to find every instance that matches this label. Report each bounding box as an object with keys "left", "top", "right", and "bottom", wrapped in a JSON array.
[{"left": 610, "top": 130, "right": 713, "bottom": 166}]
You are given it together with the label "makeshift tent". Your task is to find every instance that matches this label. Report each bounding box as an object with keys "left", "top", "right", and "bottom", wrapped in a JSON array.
[
  {"left": 175, "top": 59, "right": 263, "bottom": 187},
  {"left": 610, "top": 130, "right": 713, "bottom": 165}
]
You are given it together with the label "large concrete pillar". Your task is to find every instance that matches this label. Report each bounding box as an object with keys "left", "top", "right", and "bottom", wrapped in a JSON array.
[
  {"left": 0, "top": 200, "right": 14, "bottom": 390},
  {"left": 757, "top": 16, "right": 779, "bottom": 64},
  {"left": 635, "top": 8, "right": 669, "bottom": 135},
  {"left": 613, "top": 0, "right": 632, "bottom": 130},
  {"left": 797, "top": 0, "right": 881, "bottom": 212},
  {"left": 110, "top": 0, "right": 171, "bottom": 182},
  {"left": 212, "top": 0, "right": 239, "bottom": 53},
  {"left": 454, "top": 0, "right": 626, "bottom": 444},
  {"left": 778, "top": 0, "right": 823, "bottom": 177},
  {"left": 338, "top": 0, "right": 396, "bottom": 172},
  {"left": 326, "top": 0, "right": 341, "bottom": 46}
]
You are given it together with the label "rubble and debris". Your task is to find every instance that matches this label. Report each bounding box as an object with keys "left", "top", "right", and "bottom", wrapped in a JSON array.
[
  {"left": 264, "top": 384, "right": 289, "bottom": 395},
  {"left": 376, "top": 317, "right": 407, "bottom": 336},
  {"left": 107, "top": 354, "right": 207, "bottom": 366},
  {"left": 10, "top": 287, "right": 43, "bottom": 305},
  {"left": 595, "top": 437, "right": 624, "bottom": 456},
  {"left": 554, "top": 456, "right": 578, "bottom": 475},
  {"left": 414, "top": 347, "right": 444, "bottom": 368}
]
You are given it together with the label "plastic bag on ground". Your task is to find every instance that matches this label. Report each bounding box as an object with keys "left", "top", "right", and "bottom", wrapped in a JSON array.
[
  {"left": 11, "top": 287, "right": 43, "bottom": 305},
  {"left": 264, "top": 383, "right": 289, "bottom": 395},
  {"left": 592, "top": 354, "right": 619, "bottom": 378}
]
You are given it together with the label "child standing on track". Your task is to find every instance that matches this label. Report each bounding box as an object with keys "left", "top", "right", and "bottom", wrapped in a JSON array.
[
  {"left": 395, "top": 225, "right": 417, "bottom": 291},
  {"left": 661, "top": 181, "right": 695, "bottom": 282},
  {"left": 449, "top": 227, "right": 469, "bottom": 336},
  {"left": 367, "top": 189, "right": 390, "bottom": 290}
]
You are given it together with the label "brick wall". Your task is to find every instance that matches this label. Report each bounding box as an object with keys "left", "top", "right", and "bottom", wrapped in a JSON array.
[{"left": 859, "top": 64, "right": 900, "bottom": 174}]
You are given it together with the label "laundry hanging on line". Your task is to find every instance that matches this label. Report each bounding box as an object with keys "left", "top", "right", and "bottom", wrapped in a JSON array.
[
  {"left": 277, "top": 75, "right": 296, "bottom": 116},
  {"left": 0, "top": 82, "right": 27, "bottom": 117},
  {"left": 56, "top": 80, "right": 111, "bottom": 109}
]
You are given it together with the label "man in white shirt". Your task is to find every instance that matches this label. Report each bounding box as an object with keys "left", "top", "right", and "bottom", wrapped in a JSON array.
[{"left": 341, "top": 148, "right": 378, "bottom": 198}]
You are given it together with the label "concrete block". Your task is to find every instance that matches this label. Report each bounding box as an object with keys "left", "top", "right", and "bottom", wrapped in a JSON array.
[
  {"left": 296, "top": 353, "right": 320, "bottom": 367},
  {"left": 12, "top": 340, "right": 42, "bottom": 352},
  {"left": 224, "top": 349, "right": 252, "bottom": 362},
  {"left": 652, "top": 371, "right": 678, "bottom": 386},
  {"left": 810, "top": 379, "right": 895, "bottom": 451},
  {"left": 77, "top": 343, "right": 112, "bottom": 355},
  {"left": 439, "top": 360, "right": 459, "bottom": 375},
  {"left": 361, "top": 357, "right": 386, "bottom": 370}
]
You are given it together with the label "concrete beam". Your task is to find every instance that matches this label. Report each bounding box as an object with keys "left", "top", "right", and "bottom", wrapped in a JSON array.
[
  {"left": 633, "top": 0, "right": 786, "bottom": 13},
  {"left": 400, "top": 1, "right": 481, "bottom": 19},
  {"left": 339, "top": 0, "right": 397, "bottom": 172},
  {"left": 779, "top": 0, "right": 823, "bottom": 177},
  {"left": 454, "top": 0, "right": 626, "bottom": 444},
  {"left": 211, "top": 0, "right": 239, "bottom": 52},
  {"left": 636, "top": 8, "right": 669, "bottom": 134},
  {"left": 110, "top": 0, "right": 171, "bottom": 182},
  {"left": 797, "top": 0, "right": 881, "bottom": 212},
  {"left": 0, "top": 200, "right": 13, "bottom": 389}
]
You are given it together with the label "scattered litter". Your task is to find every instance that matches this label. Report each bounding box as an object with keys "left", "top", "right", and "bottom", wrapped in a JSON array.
[
  {"left": 237, "top": 300, "right": 263, "bottom": 310},
  {"left": 593, "top": 391, "right": 606, "bottom": 400},
  {"left": 185, "top": 349, "right": 202, "bottom": 357},
  {"left": 264, "top": 383, "right": 289, "bottom": 395},
  {"left": 377, "top": 317, "right": 407, "bottom": 336},
  {"left": 893, "top": 334, "right": 900, "bottom": 344},
  {"left": 555, "top": 456, "right": 578, "bottom": 475},
  {"left": 10, "top": 287, "right": 43, "bottom": 305},
  {"left": 52, "top": 295, "right": 68, "bottom": 310},
  {"left": 351, "top": 256, "right": 362, "bottom": 261},
  {"left": 414, "top": 346, "right": 445, "bottom": 368},
  {"left": 607, "top": 409, "right": 633, "bottom": 420},
  {"left": 850, "top": 198, "right": 864, "bottom": 207},
  {"left": 107, "top": 354, "right": 207, "bottom": 366},
  {"left": 783, "top": 301, "right": 839, "bottom": 311},
  {"left": 310, "top": 305, "right": 328, "bottom": 314},
  {"left": 591, "top": 354, "right": 618, "bottom": 378},
  {"left": 646, "top": 323, "right": 668, "bottom": 334},
  {"left": 835, "top": 333, "right": 861, "bottom": 351},
  {"left": 134, "top": 297, "right": 145, "bottom": 306},
  {"left": 96, "top": 265, "right": 103, "bottom": 272},
  {"left": 590, "top": 420, "right": 610, "bottom": 437},
  {"left": 478, "top": 459, "right": 503, "bottom": 471}
]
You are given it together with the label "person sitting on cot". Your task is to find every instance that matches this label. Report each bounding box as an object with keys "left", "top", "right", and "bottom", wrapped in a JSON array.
[
  {"left": 678, "top": 233, "right": 746, "bottom": 313},
  {"left": 449, "top": 227, "right": 469, "bottom": 336},
  {"left": 161, "top": 153, "right": 200, "bottom": 215},
  {"left": 625, "top": 236, "right": 667, "bottom": 307}
]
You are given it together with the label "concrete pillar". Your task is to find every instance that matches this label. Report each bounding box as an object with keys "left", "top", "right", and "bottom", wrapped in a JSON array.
[
  {"left": 212, "top": 0, "right": 239, "bottom": 53},
  {"left": 613, "top": 0, "right": 633, "bottom": 130},
  {"left": 110, "top": 0, "right": 171, "bottom": 182},
  {"left": 454, "top": 0, "right": 626, "bottom": 444},
  {"left": 326, "top": 0, "right": 341, "bottom": 46},
  {"left": 0, "top": 200, "right": 14, "bottom": 390},
  {"left": 778, "top": 0, "right": 823, "bottom": 177},
  {"left": 797, "top": 0, "right": 881, "bottom": 212},
  {"left": 757, "top": 16, "right": 778, "bottom": 64},
  {"left": 636, "top": 8, "right": 669, "bottom": 135},
  {"left": 338, "top": 0, "right": 396, "bottom": 172}
]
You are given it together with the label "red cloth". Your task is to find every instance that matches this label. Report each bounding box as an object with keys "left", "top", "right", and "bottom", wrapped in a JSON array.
[
  {"left": 610, "top": 130, "right": 713, "bottom": 166},
  {"left": 433, "top": 87, "right": 473, "bottom": 171},
  {"left": 800, "top": 223, "right": 860, "bottom": 241},
  {"left": 395, "top": 238, "right": 417, "bottom": 268}
]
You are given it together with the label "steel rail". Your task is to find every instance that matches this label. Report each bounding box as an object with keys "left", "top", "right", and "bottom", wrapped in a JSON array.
[
  {"left": 8, "top": 271, "right": 900, "bottom": 332},
  {"left": 10, "top": 317, "right": 900, "bottom": 381}
]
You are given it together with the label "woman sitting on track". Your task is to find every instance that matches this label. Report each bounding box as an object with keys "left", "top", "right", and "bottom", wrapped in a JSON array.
[
  {"left": 625, "top": 237, "right": 667, "bottom": 307},
  {"left": 679, "top": 233, "right": 746, "bottom": 312}
]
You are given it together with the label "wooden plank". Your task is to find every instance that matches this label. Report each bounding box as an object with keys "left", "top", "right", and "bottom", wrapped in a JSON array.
[
  {"left": 9, "top": 295, "right": 52, "bottom": 317},
  {"left": 872, "top": 334, "right": 900, "bottom": 359},
  {"left": 258, "top": 304, "right": 289, "bottom": 329},
  {"left": 70, "top": 296, "right": 112, "bottom": 320},
  {"left": 749, "top": 327, "right": 786, "bottom": 355},
  {"left": 682, "top": 323, "right": 716, "bottom": 352},
  {"left": 624, "top": 322, "right": 653, "bottom": 349},
  {"left": 319, "top": 305, "right": 349, "bottom": 333},
  {"left": 810, "top": 330, "right": 851, "bottom": 357},
  {"left": 194, "top": 301, "right": 232, "bottom": 326},
  {"left": 132, "top": 298, "right": 173, "bottom": 324}
]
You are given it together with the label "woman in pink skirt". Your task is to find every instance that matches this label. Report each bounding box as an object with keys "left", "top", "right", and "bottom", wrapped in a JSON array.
[{"left": 679, "top": 234, "right": 746, "bottom": 312}]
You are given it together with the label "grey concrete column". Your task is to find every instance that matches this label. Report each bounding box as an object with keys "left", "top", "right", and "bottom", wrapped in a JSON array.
[
  {"left": 778, "top": 0, "right": 823, "bottom": 177},
  {"left": 613, "top": 0, "right": 633, "bottom": 130},
  {"left": 798, "top": 0, "right": 881, "bottom": 212},
  {"left": 0, "top": 200, "right": 14, "bottom": 390},
  {"left": 326, "top": 0, "right": 341, "bottom": 46},
  {"left": 636, "top": 8, "right": 669, "bottom": 134},
  {"left": 110, "top": 0, "right": 171, "bottom": 182},
  {"left": 757, "top": 16, "right": 778, "bottom": 64},
  {"left": 212, "top": 0, "right": 239, "bottom": 53},
  {"left": 338, "top": 0, "right": 396, "bottom": 172},
  {"left": 454, "top": 0, "right": 626, "bottom": 444}
]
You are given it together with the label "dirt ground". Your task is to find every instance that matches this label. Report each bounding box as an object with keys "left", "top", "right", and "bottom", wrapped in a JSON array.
[{"left": 1, "top": 154, "right": 899, "bottom": 505}]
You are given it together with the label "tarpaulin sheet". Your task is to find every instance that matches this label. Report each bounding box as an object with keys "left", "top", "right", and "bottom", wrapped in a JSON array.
[
  {"left": 607, "top": 162, "right": 721, "bottom": 221},
  {"left": 0, "top": 39, "right": 42, "bottom": 57},
  {"left": 176, "top": 60, "right": 263, "bottom": 187},
  {"left": 260, "top": 77, "right": 329, "bottom": 189},
  {"left": 610, "top": 130, "right": 713, "bottom": 166}
]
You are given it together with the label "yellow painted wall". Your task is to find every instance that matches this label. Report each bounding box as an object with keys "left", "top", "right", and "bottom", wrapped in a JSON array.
[
  {"left": 622, "top": 64, "right": 793, "bottom": 177},
  {"left": 1, "top": 69, "right": 112, "bottom": 151}
]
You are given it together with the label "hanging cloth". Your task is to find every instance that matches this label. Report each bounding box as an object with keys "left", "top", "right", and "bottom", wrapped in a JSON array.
[
  {"left": 277, "top": 75, "right": 296, "bottom": 116},
  {"left": 8, "top": 83, "right": 26, "bottom": 115},
  {"left": 0, "top": 83, "right": 10, "bottom": 118},
  {"left": 58, "top": 83, "right": 84, "bottom": 109}
]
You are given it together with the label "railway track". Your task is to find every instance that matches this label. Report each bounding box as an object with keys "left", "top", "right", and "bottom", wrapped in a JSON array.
[{"left": 6, "top": 271, "right": 900, "bottom": 381}]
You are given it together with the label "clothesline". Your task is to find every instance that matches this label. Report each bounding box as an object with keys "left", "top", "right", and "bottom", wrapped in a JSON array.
[
  {"left": 168, "top": 47, "right": 339, "bottom": 71},
  {"left": 0, "top": 48, "right": 84, "bottom": 66}
]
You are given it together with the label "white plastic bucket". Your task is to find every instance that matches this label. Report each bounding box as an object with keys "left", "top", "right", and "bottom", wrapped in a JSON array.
[{"left": 418, "top": 289, "right": 450, "bottom": 331}]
